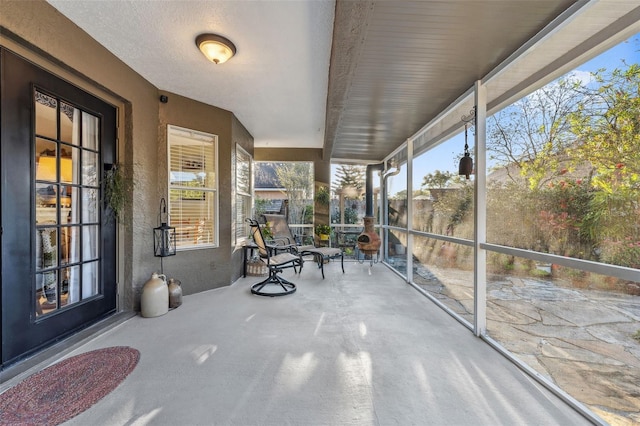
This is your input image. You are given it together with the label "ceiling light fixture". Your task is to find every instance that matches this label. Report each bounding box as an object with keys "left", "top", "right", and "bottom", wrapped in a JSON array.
[{"left": 195, "top": 33, "right": 236, "bottom": 64}]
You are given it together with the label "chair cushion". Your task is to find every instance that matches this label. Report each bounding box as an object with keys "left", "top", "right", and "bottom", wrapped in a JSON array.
[
  {"left": 302, "top": 247, "right": 342, "bottom": 257},
  {"left": 269, "top": 252, "right": 300, "bottom": 266}
]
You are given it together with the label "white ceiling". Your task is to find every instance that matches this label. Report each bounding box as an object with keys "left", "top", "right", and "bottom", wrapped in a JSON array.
[
  {"left": 46, "top": 0, "right": 335, "bottom": 150},
  {"left": 46, "top": 0, "right": 640, "bottom": 163}
]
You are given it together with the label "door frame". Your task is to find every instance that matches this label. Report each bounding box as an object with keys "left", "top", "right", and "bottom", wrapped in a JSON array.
[{"left": 1, "top": 48, "right": 120, "bottom": 367}]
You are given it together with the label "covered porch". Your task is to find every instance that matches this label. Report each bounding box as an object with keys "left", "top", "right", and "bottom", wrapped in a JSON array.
[{"left": 2, "top": 261, "right": 589, "bottom": 425}]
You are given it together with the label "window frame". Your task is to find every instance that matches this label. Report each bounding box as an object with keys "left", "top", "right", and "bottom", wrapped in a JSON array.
[
  {"left": 235, "top": 144, "right": 253, "bottom": 245},
  {"left": 167, "top": 124, "right": 219, "bottom": 251}
]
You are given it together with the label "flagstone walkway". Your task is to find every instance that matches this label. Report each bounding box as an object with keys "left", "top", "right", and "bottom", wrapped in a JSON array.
[{"left": 414, "top": 265, "right": 640, "bottom": 425}]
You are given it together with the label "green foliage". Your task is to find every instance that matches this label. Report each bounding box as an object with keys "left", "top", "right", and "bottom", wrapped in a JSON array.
[
  {"left": 390, "top": 189, "right": 407, "bottom": 200},
  {"left": 600, "top": 237, "right": 640, "bottom": 269},
  {"left": 429, "top": 183, "right": 474, "bottom": 238},
  {"left": 488, "top": 76, "right": 583, "bottom": 189},
  {"left": 273, "top": 162, "right": 313, "bottom": 225},
  {"left": 333, "top": 165, "right": 365, "bottom": 195},
  {"left": 315, "top": 185, "right": 330, "bottom": 205},
  {"left": 536, "top": 178, "right": 595, "bottom": 257},
  {"left": 567, "top": 64, "right": 640, "bottom": 192},
  {"left": 633, "top": 330, "right": 640, "bottom": 342},
  {"left": 483, "top": 60, "right": 640, "bottom": 276},
  {"left": 262, "top": 222, "right": 273, "bottom": 240},
  {"left": 303, "top": 204, "right": 314, "bottom": 224},
  {"left": 254, "top": 196, "right": 269, "bottom": 217},
  {"left": 421, "top": 170, "right": 454, "bottom": 189},
  {"left": 103, "top": 164, "right": 134, "bottom": 223},
  {"left": 331, "top": 206, "right": 359, "bottom": 225},
  {"left": 315, "top": 224, "right": 331, "bottom": 235}
]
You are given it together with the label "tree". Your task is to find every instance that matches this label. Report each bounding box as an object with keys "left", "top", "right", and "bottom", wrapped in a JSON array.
[
  {"left": 485, "top": 58, "right": 640, "bottom": 267},
  {"left": 421, "top": 170, "right": 454, "bottom": 189},
  {"left": 567, "top": 63, "right": 640, "bottom": 265},
  {"left": 274, "top": 162, "right": 313, "bottom": 224},
  {"left": 333, "top": 165, "right": 365, "bottom": 196},
  {"left": 487, "top": 76, "right": 584, "bottom": 189},
  {"left": 567, "top": 64, "right": 640, "bottom": 192}
]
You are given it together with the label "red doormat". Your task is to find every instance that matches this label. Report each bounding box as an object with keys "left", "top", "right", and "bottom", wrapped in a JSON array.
[{"left": 0, "top": 346, "right": 140, "bottom": 425}]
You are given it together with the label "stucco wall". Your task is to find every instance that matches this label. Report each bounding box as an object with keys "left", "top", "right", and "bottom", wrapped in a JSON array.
[
  {"left": 0, "top": 0, "right": 250, "bottom": 309},
  {"left": 158, "top": 91, "right": 238, "bottom": 295},
  {"left": 0, "top": 0, "right": 160, "bottom": 310},
  {"left": 231, "top": 116, "right": 254, "bottom": 283}
]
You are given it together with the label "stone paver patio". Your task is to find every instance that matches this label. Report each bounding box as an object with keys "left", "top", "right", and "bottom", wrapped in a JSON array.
[{"left": 413, "top": 264, "right": 640, "bottom": 425}]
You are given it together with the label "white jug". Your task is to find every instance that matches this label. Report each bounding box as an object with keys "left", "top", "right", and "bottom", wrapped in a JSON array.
[{"left": 141, "top": 272, "right": 168, "bottom": 318}]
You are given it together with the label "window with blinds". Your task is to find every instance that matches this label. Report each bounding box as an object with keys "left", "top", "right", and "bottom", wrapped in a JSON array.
[
  {"left": 167, "top": 125, "right": 218, "bottom": 250},
  {"left": 235, "top": 145, "right": 252, "bottom": 244}
]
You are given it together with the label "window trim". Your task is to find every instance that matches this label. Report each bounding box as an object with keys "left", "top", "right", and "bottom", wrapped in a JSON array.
[
  {"left": 235, "top": 144, "right": 253, "bottom": 246},
  {"left": 167, "top": 124, "right": 219, "bottom": 250}
]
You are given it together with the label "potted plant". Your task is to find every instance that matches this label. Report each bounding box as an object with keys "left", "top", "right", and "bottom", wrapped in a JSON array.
[
  {"left": 315, "top": 224, "right": 331, "bottom": 241},
  {"left": 315, "top": 185, "right": 330, "bottom": 206},
  {"left": 103, "top": 163, "right": 134, "bottom": 224},
  {"left": 262, "top": 222, "right": 274, "bottom": 241}
]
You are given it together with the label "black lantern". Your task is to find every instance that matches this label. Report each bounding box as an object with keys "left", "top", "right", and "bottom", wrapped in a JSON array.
[
  {"left": 154, "top": 198, "right": 176, "bottom": 258},
  {"left": 459, "top": 109, "right": 475, "bottom": 180}
]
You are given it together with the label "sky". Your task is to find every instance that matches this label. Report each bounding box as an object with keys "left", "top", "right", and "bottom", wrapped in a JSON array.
[{"left": 369, "top": 32, "right": 640, "bottom": 196}]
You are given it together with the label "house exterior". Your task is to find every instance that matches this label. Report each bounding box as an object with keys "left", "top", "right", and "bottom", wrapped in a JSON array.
[
  {"left": 1, "top": 5, "right": 638, "bottom": 422},
  {"left": 0, "top": 0, "right": 331, "bottom": 367}
]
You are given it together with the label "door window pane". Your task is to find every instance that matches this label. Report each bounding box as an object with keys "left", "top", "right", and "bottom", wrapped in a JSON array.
[
  {"left": 35, "top": 93, "right": 57, "bottom": 140},
  {"left": 82, "top": 188, "right": 99, "bottom": 223},
  {"left": 82, "top": 150, "right": 99, "bottom": 187},
  {"left": 82, "top": 261, "right": 99, "bottom": 298},
  {"left": 59, "top": 101, "right": 79, "bottom": 144},
  {"left": 64, "top": 226, "right": 80, "bottom": 264},
  {"left": 82, "top": 112, "right": 99, "bottom": 150},
  {"left": 34, "top": 90, "right": 103, "bottom": 316},
  {"left": 36, "top": 271, "right": 58, "bottom": 314},
  {"left": 83, "top": 225, "right": 99, "bottom": 261},
  {"left": 36, "top": 228, "right": 58, "bottom": 271}
]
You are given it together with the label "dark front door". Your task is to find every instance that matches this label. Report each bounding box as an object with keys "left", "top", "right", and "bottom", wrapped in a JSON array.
[{"left": 1, "top": 49, "right": 117, "bottom": 367}]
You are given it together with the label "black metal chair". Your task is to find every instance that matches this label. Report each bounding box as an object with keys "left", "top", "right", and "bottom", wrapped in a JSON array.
[
  {"left": 262, "top": 213, "right": 315, "bottom": 252},
  {"left": 247, "top": 218, "right": 302, "bottom": 296}
]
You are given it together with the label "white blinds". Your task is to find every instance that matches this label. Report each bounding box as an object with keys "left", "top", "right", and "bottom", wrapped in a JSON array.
[
  {"left": 168, "top": 126, "right": 218, "bottom": 249},
  {"left": 235, "top": 145, "right": 252, "bottom": 243}
]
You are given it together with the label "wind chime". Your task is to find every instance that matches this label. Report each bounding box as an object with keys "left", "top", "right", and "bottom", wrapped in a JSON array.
[{"left": 458, "top": 107, "right": 476, "bottom": 179}]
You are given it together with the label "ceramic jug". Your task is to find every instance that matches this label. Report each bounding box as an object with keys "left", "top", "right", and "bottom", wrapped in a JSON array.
[
  {"left": 168, "top": 278, "right": 183, "bottom": 309},
  {"left": 141, "top": 272, "right": 168, "bottom": 318}
]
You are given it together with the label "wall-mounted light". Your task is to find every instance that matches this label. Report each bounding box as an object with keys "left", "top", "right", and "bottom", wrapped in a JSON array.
[{"left": 196, "top": 33, "right": 236, "bottom": 64}]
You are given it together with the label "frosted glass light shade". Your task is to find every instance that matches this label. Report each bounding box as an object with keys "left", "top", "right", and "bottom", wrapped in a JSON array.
[{"left": 196, "top": 34, "right": 236, "bottom": 64}]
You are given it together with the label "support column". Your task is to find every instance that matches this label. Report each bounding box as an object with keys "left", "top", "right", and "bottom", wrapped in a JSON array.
[
  {"left": 474, "top": 80, "right": 487, "bottom": 336},
  {"left": 406, "top": 138, "right": 413, "bottom": 283}
]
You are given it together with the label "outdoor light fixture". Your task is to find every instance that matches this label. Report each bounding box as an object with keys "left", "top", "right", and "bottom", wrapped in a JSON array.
[
  {"left": 196, "top": 33, "right": 236, "bottom": 64},
  {"left": 458, "top": 108, "right": 475, "bottom": 180},
  {"left": 154, "top": 197, "right": 176, "bottom": 260}
]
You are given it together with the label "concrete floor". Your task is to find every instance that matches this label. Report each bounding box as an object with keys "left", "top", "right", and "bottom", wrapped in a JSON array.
[{"left": 24, "top": 261, "right": 594, "bottom": 425}]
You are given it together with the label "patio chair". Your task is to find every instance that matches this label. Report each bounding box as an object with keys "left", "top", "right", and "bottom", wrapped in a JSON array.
[
  {"left": 262, "top": 214, "right": 316, "bottom": 252},
  {"left": 247, "top": 218, "right": 302, "bottom": 296},
  {"left": 262, "top": 214, "right": 344, "bottom": 279}
]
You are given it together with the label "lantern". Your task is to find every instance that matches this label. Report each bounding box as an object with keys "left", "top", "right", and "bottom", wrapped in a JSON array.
[{"left": 154, "top": 198, "right": 176, "bottom": 258}]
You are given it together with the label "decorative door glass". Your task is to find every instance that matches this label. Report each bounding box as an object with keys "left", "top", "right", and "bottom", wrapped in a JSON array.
[{"left": 34, "top": 90, "right": 101, "bottom": 316}]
